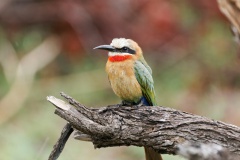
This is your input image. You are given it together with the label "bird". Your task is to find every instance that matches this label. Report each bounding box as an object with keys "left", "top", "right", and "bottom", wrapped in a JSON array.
[{"left": 94, "top": 38, "right": 162, "bottom": 160}]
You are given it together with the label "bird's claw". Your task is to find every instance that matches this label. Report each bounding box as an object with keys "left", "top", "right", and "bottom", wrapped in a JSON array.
[
  {"left": 98, "top": 99, "right": 145, "bottom": 114},
  {"left": 98, "top": 104, "right": 121, "bottom": 113}
]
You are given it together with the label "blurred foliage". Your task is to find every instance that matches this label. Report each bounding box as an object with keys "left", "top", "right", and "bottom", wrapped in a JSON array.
[{"left": 0, "top": 0, "right": 239, "bottom": 160}]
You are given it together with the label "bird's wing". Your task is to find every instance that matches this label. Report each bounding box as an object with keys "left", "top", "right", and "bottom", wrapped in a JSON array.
[{"left": 134, "top": 60, "right": 157, "bottom": 106}]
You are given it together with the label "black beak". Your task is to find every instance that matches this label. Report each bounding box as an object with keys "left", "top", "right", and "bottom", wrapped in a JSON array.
[{"left": 93, "top": 45, "right": 115, "bottom": 52}]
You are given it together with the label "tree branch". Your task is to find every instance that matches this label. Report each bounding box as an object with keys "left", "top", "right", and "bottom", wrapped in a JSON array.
[
  {"left": 47, "top": 93, "right": 240, "bottom": 159},
  {"left": 48, "top": 123, "right": 73, "bottom": 160},
  {"left": 177, "top": 142, "right": 239, "bottom": 160}
]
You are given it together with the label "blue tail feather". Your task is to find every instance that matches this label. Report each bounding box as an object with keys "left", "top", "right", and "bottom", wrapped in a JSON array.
[{"left": 139, "top": 96, "right": 150, "bottom": 106}]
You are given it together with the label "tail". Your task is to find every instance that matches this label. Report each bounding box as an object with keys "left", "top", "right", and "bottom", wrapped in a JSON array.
[{"left": 144, "top": 147, "right": 163, "bottom": 160}]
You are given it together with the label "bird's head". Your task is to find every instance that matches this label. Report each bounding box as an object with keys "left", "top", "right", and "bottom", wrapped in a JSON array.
[{"left": 94, "top": 38, "right": 143, "bottom": 61}]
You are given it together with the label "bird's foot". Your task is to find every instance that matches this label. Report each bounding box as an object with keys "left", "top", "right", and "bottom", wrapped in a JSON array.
[
  {"left": 136, "top": 101, "right": 145, "bottom": 107},
  {"left": 98, "top": 104, "right": 121, "bottom": 114},
  {"left": 121, "top": 100, "right": 144, "bottom": 109},
  {"left": 98, "top": 99, "right": 146, "bottom": 113},
  {"left": 121, "top": 100, "right": 133, "bottom": 106},
  {"left": 136, "top": 97, "right": 149, "bottom": 107},
  {"left": 131, "top": 101, "right": 144, "bottom": 109}
]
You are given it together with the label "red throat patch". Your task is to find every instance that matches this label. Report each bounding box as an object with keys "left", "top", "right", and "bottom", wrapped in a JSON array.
[{"left": 108, "top": 55, "right": 132, "bottom": 62}]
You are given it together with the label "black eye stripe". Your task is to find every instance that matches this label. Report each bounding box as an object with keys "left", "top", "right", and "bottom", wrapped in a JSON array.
[{"left": 115, "top": 47, "right": 136, "bottom": 54}]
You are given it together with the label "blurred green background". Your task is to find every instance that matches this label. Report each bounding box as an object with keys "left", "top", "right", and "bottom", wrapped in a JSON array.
[{"left": 0, "top": 0, "right": 239, "bottom": 160}]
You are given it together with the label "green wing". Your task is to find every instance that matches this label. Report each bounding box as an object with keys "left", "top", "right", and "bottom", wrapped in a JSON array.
[{"left": 134, "top": 59, "right": 157, "bottom": 106}]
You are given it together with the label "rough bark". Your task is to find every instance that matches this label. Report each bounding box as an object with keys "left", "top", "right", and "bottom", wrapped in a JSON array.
[
  {"left": 48, "top": 123, "right": 73, "bottom": 160},
  {"left": 47, "top": 93, "right": 240, "bottom": 158},
  {"left": 177, "top": 142, "right": 239, "bottom": 160}
]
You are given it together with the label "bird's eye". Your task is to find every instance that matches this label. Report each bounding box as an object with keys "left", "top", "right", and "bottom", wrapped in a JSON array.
[
  {"left": 117, "top": 47, "right": 135, "bottom": 54},
  {"left": 122, "top": 47, "right": 128, "bottom": 52}
]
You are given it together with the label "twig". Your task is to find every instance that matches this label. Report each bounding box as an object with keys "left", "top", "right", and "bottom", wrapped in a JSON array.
[{"left": 48, "top": 123, "right": 73, "bottom": 160}]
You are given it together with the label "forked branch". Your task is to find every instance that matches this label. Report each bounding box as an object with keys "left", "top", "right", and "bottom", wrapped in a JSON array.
[{"left": 47, "top": 93, "right": 240, "bottom": 160}]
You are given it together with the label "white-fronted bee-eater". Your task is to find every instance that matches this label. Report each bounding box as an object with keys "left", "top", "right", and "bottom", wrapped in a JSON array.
[{"left": 94, "top": 38, "right": 162, "bottom": 160}]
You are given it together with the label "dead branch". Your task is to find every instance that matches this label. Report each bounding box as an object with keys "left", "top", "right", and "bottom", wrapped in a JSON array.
[
  {"left": 47, "top": 93, "right": 240, "bottom": 159},
  {"left": 177, "top": 142, "right": 239, "bottom": 160},
  {"left": 48, "top": 123, "right": 73, "bottom": 160}
]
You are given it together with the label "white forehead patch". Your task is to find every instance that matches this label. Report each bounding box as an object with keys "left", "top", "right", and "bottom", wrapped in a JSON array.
[{"left": 110, "top": 38, "right": 134, "bottom": 49}]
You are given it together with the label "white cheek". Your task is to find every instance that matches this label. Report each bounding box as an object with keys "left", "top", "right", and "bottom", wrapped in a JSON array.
[
  {"left": 108, "top": 52, "right": 117, "bottom": 56},
  {"left": 108, "top": 52, "right": 131, "bottom": 57}
]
